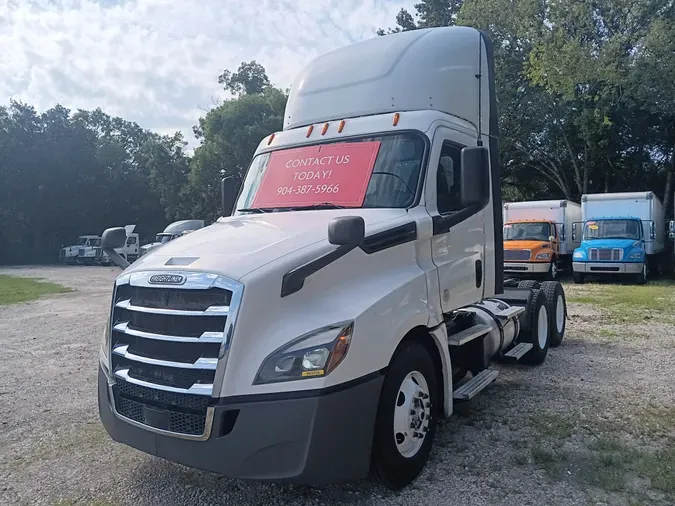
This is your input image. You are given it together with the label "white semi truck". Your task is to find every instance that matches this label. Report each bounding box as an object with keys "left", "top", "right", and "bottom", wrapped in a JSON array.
[
  {"left": 139, "top": 220, "right": 205, "bottom": 257},
  {"left": 59, "top": 235, "right": 101, "bottom": 264},
  {"left": 97, "top": 27, "right": 568, "bottom": 490}
]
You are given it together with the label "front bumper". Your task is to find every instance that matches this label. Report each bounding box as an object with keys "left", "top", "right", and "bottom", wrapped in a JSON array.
[
  {"left": 572, "top": 262, "right": 643, "bottom": 274},
  {"left": 503, "top": 261, "right": 551, "bottom": 274},
  {"left": 98, "top": 366, "right": 384, "bottom": 484}
]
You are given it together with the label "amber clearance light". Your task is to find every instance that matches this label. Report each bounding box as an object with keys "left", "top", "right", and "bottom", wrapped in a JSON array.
[
  {"left": 306, "top": 125, "right": 314, "bottom": 137},
  {"left": 338, "top": 120, "right": 346, "bottom": 133},
  {"left": 393, "top": 113, "right": 400, "bottom": 126}
]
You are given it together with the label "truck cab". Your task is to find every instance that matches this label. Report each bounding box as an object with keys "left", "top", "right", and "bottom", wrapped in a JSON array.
[
  {"left": 97, "top": 27, "right": 567, "bottom": 490},
  {"left": 139, "top": 219, "right": 205, "bottom": 257},
  {"left": 503, "top": 220, "right": 558, "bottom": 278},
  {"left": 59, "top": 235, "right": 101, "bottom": 265}
]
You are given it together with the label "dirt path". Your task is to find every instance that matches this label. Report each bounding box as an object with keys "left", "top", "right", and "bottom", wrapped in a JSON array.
[{"left": 1, "top": 267, "right": 673, "bottom": 506}]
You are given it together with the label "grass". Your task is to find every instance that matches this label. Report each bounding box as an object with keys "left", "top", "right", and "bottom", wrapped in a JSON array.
[
  {"left": 0, "top": 274, "right": 72, "bottom": 305},
  {"left": 526, "top": 407, "right": 675, "bottom": 500},
  {"left": 564, "top": 280, "right": 675, "bottom": 322}
]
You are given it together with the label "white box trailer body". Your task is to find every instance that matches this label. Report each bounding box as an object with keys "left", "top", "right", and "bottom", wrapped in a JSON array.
[
  {"left": 503, "top": 200, "right": 581, "bottom": 255},
  {"left": 97, "top": 27, "right": 568, "bottom": 490}
]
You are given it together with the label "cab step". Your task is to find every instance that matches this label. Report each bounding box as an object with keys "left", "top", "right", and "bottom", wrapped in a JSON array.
[
  {"left": 504, "top": 342, "right": 533, "bottom": 360},
  {"left": 453, "top": 369, "right": 499, "bottom": 401},
  {"left": 447, "top": 323, "right": 491, "bottom": 347}
]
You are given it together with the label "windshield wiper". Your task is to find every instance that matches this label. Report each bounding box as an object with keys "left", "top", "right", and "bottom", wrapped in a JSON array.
[
  {"left": 236, "top": 208, "right": 269, "bottom": 214},
  {"left": 290, "top": 203, "right": 346, "bottom": 210}
]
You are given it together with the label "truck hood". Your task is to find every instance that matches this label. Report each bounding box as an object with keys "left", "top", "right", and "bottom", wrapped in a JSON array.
[
  {"left": 579, "top": 239, "right": 639, "bottom": 250},
  {"left": 125, "top": 208, "right": 408, "bottom": 280}
]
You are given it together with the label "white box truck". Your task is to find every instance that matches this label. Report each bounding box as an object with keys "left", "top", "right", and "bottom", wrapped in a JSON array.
[
  {"left": 572, "top": 191, "right": 666, "bottom": 283},
  {"left": 97, "top": 27, "right": 568, "bottom": 490},
  {"left": 503, "top": 200, "right": 581, "bottom": 279}
]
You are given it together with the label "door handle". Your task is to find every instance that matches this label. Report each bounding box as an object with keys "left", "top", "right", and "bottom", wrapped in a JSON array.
[{"left": 475, "top": 259, "right": 482, "bottom": 288}]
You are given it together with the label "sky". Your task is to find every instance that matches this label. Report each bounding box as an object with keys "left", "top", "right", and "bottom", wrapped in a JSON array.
[{"left": 0, "top": 0, "right": 416, "bottom": 146}]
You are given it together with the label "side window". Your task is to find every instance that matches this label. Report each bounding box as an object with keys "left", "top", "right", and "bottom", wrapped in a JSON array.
[
  {"left": 436, "top": 142, "right": 463, "bottom": 215},
  {"left": 126, "top": 236, "right": 137, "bottom": 245}
]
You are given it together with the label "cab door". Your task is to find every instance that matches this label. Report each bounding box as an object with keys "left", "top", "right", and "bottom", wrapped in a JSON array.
[{"left": 426, "top": 126, "right": 486, "bottom": 313}]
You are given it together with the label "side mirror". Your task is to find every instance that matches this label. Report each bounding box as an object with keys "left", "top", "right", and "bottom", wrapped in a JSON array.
[
  {"left": 328, "top": 216, "right": 365, "bottom": 247},
  {"left": 669, "top": 220, "right": 674, "bottom": 234},
  {"left": 572, "top": 222, "right": 579, "bottom": 242},
  {"left": 560, "top": 224, "right": 566, "bottom": 241},
  {"left": 221, "top": 176, "right": 240, "bottom": 217},
  {"left": 101, "top": 227, "right": 130, "bottom": 269},
  {"left": 101, "top": 227, "right": 127, "bottom": 249},
  {"left": 459, "top": 146, "right": 489, "bottom": 207}
]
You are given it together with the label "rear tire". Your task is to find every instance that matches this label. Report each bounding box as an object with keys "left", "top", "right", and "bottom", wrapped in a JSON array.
[
  {"left": 370, "top": 341, "right": 439, "bottom": 490},
  {"left": 539, "top": 281, "right": 566, "bottom": 347},
  {"left": 518, "top": 280, "right": 540, "bottom": 290},
  {"left": 519, "top": 289, "right": 550, "bottom": 365}
]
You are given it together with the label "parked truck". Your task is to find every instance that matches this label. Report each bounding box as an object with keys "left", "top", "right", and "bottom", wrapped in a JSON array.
[
  {"left": 572, "top": 191, "right": 666, "bottom": 284},
  {"left": 503, "top": 200, "right": 581, "bottom": 280},
  {"left": 139, "top": 219, "right": 205, "bottom": 257},
  {"left": 59, "top": 235, "right": 101, "bottom": 264},
  {"left": 97, "top": 27, "right": 568, "bottom": 490}
]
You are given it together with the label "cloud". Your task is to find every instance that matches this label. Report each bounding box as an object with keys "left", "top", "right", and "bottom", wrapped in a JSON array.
[{"left": 0, "top": 0, "right": 416, "bottom": 146}]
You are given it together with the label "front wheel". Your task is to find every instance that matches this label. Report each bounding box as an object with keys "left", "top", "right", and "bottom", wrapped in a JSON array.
[
  {"left": 545, "top": 260, "right": 558, "bottom": 281},
  {"left": 635, "top": 262, "right": 647, "bottom": 285},
  {"left": 573, "top": 271, "right": 585, "bottom": 284},
  {"left": 370, "top": 341, "right": 439, "bottom": 490}
]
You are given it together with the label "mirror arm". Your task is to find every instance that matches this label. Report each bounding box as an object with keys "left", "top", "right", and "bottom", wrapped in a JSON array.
[{"left": 103, "top": 247, "right": 130, "bottom": 270}]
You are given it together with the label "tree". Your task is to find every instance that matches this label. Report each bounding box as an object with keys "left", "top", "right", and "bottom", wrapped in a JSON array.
[
  {"left": 218, "top": 61, "right": 271, "bottom": 96},
  {"left": 185, "top": 63, "right": 287, "bottom": 220},
  {"left": 377, "top": 1, "right": 463, "bottom": 35}
]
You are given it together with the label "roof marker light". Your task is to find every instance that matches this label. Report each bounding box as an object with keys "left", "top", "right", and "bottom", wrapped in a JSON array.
[
  {"left": 267, "top": 133, "right": 275, "bottom": 145},
  {"left": 338, "top": 120, "right": 345, "bottom": 133},
  {"left": 321, "top": 123, "right": 329, "bottom": 135},
  {"left": 306, "top": 125, "right": 314, "bottom": 137},
  {"left": 393, "top": 113, "right": 400, "bottom": 126}
]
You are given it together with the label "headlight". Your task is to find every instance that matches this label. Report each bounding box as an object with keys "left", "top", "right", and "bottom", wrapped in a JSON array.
[
  {"left": 629, "top": 251, "right": 643, "bottom": 259},
  {"left": 254, "top": 322, "right": 354, "bottom": 384},
  {"left": 573, "top": 251, "right": 584, "bottom": 259},
  {"left": 535, "top": 253, "right": 551, "bottom": 260}
]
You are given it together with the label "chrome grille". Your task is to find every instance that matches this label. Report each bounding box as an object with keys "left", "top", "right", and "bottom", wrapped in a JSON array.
[
  {"left": 504, "top": 249, "right": 531, "bottom": 261},
  {"left": 589, "top": 248, "right": 623, "bottom": 261},
  {"left": 108, "top": 271, "right": 243, "bottom": 438}
]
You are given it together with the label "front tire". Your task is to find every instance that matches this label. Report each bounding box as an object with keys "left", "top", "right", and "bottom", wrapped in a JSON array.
[
  {"left": 545, "top": 259, "right": 558, "bottom": 281},
  {"left": 573, "top": 271, "right": 585, "bottom": 284},
  {"left": 635, "top": 262, "right": 647, "bottom": 285},
  {"left": 370, "top": 341, "right": 439, "bottom": 490}
]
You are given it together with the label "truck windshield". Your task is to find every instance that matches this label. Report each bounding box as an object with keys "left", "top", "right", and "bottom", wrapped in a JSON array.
[
  {"left": 503, "top": 222, "right": 551, "bottom": 241},
  {"left": 156, "top": 234, "right": 173, "bottom": 244},
  {"left": 583, "top": 219, "right": 641, "bottom": 240},
  {"left": 77, "top": 237, "right": 88, "bottom": 245},
  {"left": 235, "top": 133, "right": 425, "bottom": 212}
]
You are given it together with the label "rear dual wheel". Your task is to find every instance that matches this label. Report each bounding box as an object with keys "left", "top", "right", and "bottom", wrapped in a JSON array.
[{"left": 518, "top": 280, "right": 567, "bottom": 347}]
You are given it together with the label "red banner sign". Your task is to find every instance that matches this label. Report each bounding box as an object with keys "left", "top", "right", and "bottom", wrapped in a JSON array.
[{"left": 251, "top": 141, "right": 381, "bottom": 208}]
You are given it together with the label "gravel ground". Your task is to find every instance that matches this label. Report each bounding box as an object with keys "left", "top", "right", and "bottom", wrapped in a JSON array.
[{"left": 1, "top": 266, "right": 674, "bottom": 506}]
